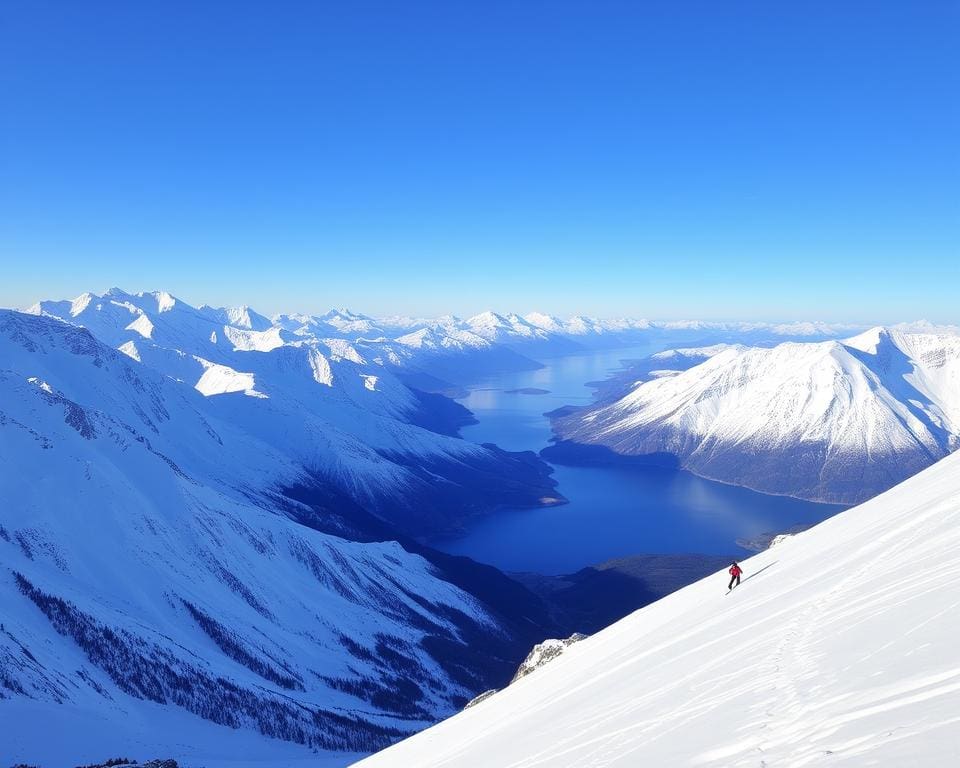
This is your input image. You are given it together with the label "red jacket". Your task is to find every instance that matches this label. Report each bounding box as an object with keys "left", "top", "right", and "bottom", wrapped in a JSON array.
[{"left": 729, "top": 564, "right": 742, "bottom": 577}]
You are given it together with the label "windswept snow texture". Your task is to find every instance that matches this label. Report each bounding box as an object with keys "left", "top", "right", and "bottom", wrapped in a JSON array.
[
  {"left": 356, "top": 450, "right": 960, "bottom": 767},
  {"left": 554, "top": 328, "right": 960, "bottom": 503}
]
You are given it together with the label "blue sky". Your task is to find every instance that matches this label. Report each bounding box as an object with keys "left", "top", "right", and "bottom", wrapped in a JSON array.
[{"left": 1, "top": 1, "right": 957, "bottom": 320}]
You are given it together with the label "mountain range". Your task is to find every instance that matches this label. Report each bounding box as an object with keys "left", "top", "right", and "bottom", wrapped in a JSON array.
[
  {"left": 4, "top": 288, "right": 958, "bottom": 765},
  {"left": 24, "top": 290, "right": 567, "bottom": 537},
  {"left": 551, "top": 327, "right": 960, "bottom": 503},
  {"left": 0, "top": 301, "right": 573, "bottom": 764}
]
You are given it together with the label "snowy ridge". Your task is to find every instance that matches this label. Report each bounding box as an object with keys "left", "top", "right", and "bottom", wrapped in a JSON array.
[
  {"left": 521, "top": 314, "right": 867, "bottom": 343},
  {"left": 199, "top": 303, "right": 274, "bottom": 332},
  {"left": 356, "top": 449, "right": 960, "bottom": 767},
  {"left": 26, "top": 291, "right": 920, "bottom": 355},
  {"left": 0, "top": 310, "right": 555, "bottom": 766},
  {"left": 464, "top": 633, "right": 587, "bottom": 710},
  {"left": 554, "top": 328, "right": 960, "bottom": 503},
  {"left": 22, "top": 291, "right": 561, "bottom": 535},
  {"left": 26, "top": 290, "right": 882, "bottom": 390}
]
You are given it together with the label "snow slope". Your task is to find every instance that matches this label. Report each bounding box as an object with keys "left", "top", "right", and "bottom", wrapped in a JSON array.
[
  {"left": 553, "top": 328, "right": 960, "bottom": 503},
  {"left": 0, "top": 310, "right": 556, "bottom": 765},
  {"left": 355, "top": 449, "right": 960, "bottom": 767}
]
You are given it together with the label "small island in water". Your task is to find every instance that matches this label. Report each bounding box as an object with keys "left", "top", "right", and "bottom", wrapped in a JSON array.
[{"left": 504, "top": 387, "right": 551, "bottom": 395}]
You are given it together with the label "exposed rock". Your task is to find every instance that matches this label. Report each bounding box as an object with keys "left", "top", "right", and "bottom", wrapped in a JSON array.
[
  {"left": 464, "top": 689, "right": 498, "bottom": 709},
  {"left": 461, "top": 633, "right": 588, "bottom": 711},
  {"left": 510, "top": 633, "right": 588, "bottom": 683}
]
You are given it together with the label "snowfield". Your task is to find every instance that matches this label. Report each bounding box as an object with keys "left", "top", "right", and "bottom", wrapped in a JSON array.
[{"left": 356, "top": 448, "right": 960, "bottom": 767}]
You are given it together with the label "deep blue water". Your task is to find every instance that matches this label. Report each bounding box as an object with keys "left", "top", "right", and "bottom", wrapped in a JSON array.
[{"left": 430, "top": 344, "right": 846, "bottom": 575}]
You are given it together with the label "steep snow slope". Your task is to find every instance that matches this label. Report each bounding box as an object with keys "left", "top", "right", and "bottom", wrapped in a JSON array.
[
  {"left": 356, "top": 450, "right": 960, "bottom": 767},
  {"left": 554, "top": 329, "right": 960, "bottom": 503},
  {"left": 0, "top": 311, "right": 552, "bottom": 765}
]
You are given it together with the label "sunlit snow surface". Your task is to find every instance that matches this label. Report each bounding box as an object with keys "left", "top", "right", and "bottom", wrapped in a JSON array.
[{"left": 357, "top": 450, "right": 960, "bottom": 767}]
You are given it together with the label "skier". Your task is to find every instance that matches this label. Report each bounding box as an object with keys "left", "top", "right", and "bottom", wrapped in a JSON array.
[{"left": 727, "top": 561, "right": 743, "bottom": 591}]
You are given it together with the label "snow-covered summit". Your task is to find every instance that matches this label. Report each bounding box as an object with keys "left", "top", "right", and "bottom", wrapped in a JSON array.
[
  {"left": 553, "top": 328, "right": 960, "bottom": 503},
  {"left": 463, "top": 310, "right": 550, "bottom": 342},
  {"left": 356, "top": 449, "right": 960, "bottom": 767},
  {"left": 522, "top": 311, "right": 566, "bottom": 333},
  {"left": 394, "top": 326, "right": 487, "bottom": 351},
  {"left": 199, "top": 303, "right": 274, "bottom": 331}
]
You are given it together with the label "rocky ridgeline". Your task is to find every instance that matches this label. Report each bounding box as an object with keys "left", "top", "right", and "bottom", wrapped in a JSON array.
[
  {"left": 510, "top": 633, "right": 589, "bottom": 683},
  {"left": 466, "top": 633, "right": 588, "bottom": 708}
]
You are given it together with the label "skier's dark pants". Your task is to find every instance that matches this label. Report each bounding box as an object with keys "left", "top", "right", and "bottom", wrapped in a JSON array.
[{"left": 728, "top": 574, "right": 740, "bottom": 590}]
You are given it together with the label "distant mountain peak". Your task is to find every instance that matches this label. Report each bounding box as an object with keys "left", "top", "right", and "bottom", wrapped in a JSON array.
[
  {"left": 553, "top": 331, "right": 960, "bottom": 504},
  {"left": 467, "top": 310, "right": 510, "bottom": 326}
]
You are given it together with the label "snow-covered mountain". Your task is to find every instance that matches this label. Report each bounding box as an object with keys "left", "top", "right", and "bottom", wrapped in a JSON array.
[
  {"left": 199, "top": 303, "right": 274, "bottom": 332},
  {"left": 521, "top": 313, "right": 867, "bottom": 347},
  {"left": 524, "top": 312, "right": 651, "bottom": 341},
  {"left": 274, "top": 307, "right": 383, "bottom": 338},
  {"left": 12, "top": 289, "right": 950, "bottom": 765},
  {"left": 552, "top": 328, "right": 960, "bottom": 503},
  {"left": 24, "top": 290, "right": 560, "bottom": 536},
  {"left": 455, "top": 311, "right": 580, "bottom": 355},
  {"left": 355, "top": 448, "right": 960, "bottom": 767},
  {"left": 27, "top": 290, "right": 875, "bottom": 392},
  {"left": 0, "top": 309, "right": 564, "bottom": 765}
]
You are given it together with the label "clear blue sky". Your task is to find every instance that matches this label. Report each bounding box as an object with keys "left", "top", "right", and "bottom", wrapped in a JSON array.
[{"left": 1, "top": 1, "right": 957, "bottom": 321}]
